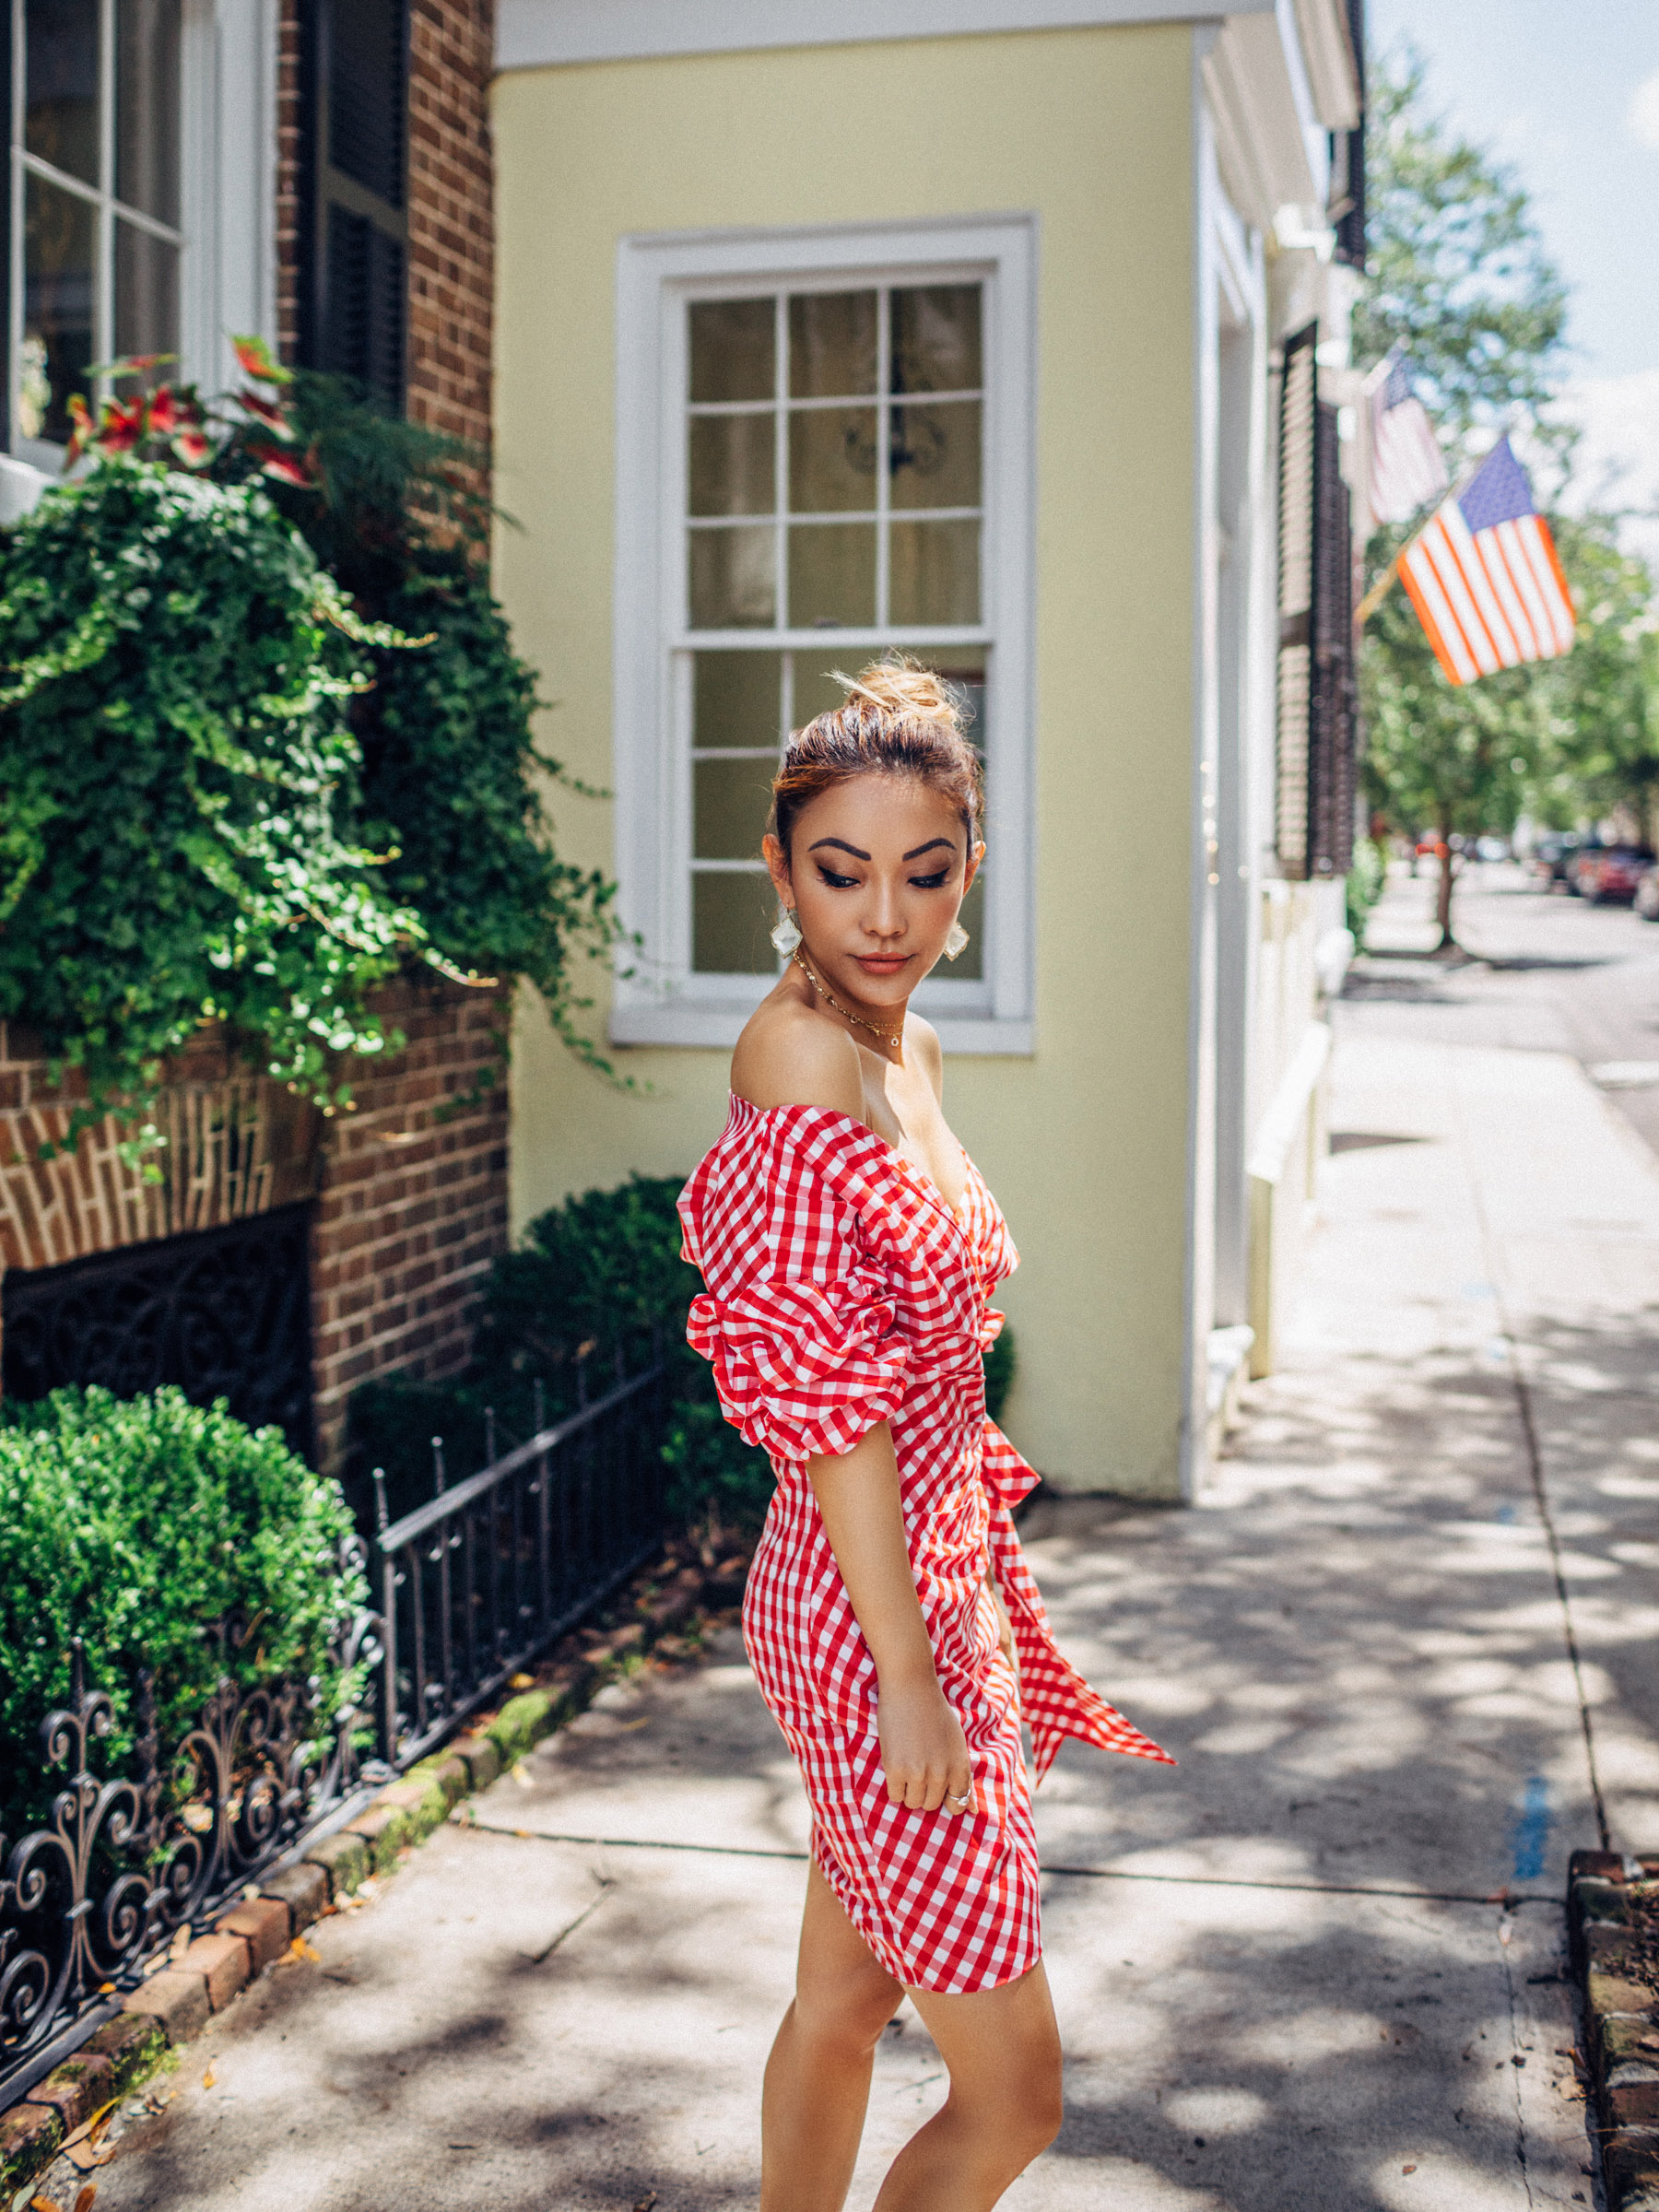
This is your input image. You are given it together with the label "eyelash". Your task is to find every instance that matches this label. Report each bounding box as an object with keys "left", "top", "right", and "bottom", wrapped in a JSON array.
[{"left": 815, "top": 866, "right": 952, "bottom": 891}]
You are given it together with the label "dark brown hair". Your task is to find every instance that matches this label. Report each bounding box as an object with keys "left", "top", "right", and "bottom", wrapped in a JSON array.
[{"left": 770, "top": 656, "right": 985, "bottom": 858}]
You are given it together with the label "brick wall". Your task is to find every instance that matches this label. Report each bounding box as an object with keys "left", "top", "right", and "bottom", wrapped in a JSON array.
[
  {"left": 0, "top": 982, "right": 510, "bottom": 1469},
  {"left": 406, "top": 0, "right": 495, "bottom": 451},
  {"left": 310, "top": 976, "right": 510, "bottom": 1465},
  {"left": 276, "top": 0, "right": 495, "bottom": 453}
]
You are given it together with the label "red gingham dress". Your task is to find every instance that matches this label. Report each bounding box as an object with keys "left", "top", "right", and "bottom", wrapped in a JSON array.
[{"left": 677, "top": 1098, "right": 1172, "bottom": 1995}]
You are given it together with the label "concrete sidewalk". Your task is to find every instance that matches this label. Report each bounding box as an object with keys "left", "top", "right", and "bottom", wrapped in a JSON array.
[{"left": 90, "top": 1019, "right": 1659, "bottom": 2210}]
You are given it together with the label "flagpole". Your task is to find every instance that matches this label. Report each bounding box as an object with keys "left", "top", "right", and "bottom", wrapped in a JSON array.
[{"left": 1355, "top": 554, "right": 1401, "bottom": 629}]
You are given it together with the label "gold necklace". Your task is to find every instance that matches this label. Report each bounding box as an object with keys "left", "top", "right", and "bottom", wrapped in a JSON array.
[{"left": 791, "top": 948, "right": 904, "bottom": 1054}]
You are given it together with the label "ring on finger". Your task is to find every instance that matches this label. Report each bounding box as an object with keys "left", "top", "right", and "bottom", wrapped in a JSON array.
[{"left": 944, "top": 1789, "right": 972, "bottom": 1812}]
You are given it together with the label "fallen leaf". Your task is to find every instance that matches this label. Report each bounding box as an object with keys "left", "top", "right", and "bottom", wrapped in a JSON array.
[
  {"left": 75, "top": 2189, "right": 99, "bottom": 2212},
  {"left": 512, "top": 1762, "right": 534, "bottom": 1789},
  {"left": 291, "top": 1936, "right": 322, "bottom": 1963},
  {"left": 634, "top": 2195, "right": 658, "bottom": 2211},
  {"left": 1402, "top": 2162, "right": 1417, "bottom": 2174},
  {"left": 511, "top": 1673, "right": 535, "bottom": 1689},
  {"left": 202, "top": 2065, "right": 216, "bottom": 2089},
  {"left": 32, "top": 2196, "right": 60, "bottom": 2211}
]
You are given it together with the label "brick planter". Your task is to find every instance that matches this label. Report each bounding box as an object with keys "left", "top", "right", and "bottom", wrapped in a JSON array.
[{"left": 1569, "top": 1849, "right": 1659, "bottom": 2208}]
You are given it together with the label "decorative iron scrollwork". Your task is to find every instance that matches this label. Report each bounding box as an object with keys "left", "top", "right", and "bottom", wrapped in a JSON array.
[{"left": 0, "top": 1554, "right": 385, "bottom": 2101}]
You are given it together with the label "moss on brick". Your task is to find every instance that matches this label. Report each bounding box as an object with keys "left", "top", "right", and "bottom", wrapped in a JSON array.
[{"left": 488, "top": 1688, "right": 556, "bottom": 1763}]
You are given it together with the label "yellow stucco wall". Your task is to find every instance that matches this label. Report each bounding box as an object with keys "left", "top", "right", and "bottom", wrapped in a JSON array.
[{"left": 494, "top": 26, "right": 1198, "bottom": 1496}]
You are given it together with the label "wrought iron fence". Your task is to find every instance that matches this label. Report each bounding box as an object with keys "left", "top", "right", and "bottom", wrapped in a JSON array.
[
  {"left": 372, "top": 1353, "right": 668, "bottom": 1767},
  {"left": 0, "top": 1542, "right": 385, "bottom": 2107},
  {"left": 0, "top": 1352, "right": 668, "bottom": 2107}
]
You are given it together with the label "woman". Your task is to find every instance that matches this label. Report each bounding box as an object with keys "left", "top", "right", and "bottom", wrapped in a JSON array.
[{"left": 677, "top": 660, "right": 1171, "bottom": 2211}]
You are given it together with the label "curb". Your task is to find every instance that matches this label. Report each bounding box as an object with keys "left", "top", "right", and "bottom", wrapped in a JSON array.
[
  {"left": 1569, "top": 1848, "right": 1659, "bottom": 2212},
  {"left": 1, "top": 1540, "right": 748, "bottom": 2207}
]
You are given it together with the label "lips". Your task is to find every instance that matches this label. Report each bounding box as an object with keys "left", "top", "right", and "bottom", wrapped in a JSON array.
[{"left": 853, "top": 956, "right": 911, "bottom": 975}]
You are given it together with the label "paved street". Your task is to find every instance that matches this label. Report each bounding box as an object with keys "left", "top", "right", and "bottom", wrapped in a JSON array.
[{"left": 88, "top": 862, "right": 1659, "bottom": 2210}]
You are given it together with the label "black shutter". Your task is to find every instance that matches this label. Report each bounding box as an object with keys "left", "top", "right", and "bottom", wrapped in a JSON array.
[
  {"left": 297, "top": 0, "right": 407, "bottom": 411},
  {"left": 1275, "top": 323, "right": 1317, "bottom": 878},
  {"left": 1277, "top": 323, "right": 1359, "bottom": 880},
  {"left": 1331, "top": 0, "right": 1366, "bottom": 270},
  {"left": 1309, "top": 396, "right": 1357, "bottom": 877}
]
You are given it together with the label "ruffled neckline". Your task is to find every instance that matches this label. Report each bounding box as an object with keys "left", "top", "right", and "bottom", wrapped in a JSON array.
[{"left": 724, "top": 1093, "right": 981, "bottom": 1243}]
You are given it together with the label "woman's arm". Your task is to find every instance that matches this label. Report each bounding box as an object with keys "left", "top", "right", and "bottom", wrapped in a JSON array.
[{"left": 808, "top": 1422, "right": 973, "bottom": 1814}]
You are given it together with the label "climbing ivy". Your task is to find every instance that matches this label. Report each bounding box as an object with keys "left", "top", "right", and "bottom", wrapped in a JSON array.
[{"left": 0, "top": 344, "right": 619, "bottom": 1141}]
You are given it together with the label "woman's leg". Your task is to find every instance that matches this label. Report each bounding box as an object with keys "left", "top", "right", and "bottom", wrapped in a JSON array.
[
  {"left": 872, "top": 1960, "right": 1064, "bottom": 2211},
  {"left": 760, "top": 1860, "right": 904, "bottom": 2212}
]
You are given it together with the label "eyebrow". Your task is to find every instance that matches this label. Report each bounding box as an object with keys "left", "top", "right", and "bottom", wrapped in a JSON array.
[{"left": 806, "top": 836, "right": 959, "bottom": 863}]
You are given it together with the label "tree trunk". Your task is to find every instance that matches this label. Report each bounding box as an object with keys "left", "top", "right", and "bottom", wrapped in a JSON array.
[{"left": 1436, "top": 835, "right": 1456, "bottom": 949}]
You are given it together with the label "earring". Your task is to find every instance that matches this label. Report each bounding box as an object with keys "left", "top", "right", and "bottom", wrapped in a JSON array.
[
  {"left": 944, "top": 922, "right": 970, "bottom": 961},
  {"left": 771, "top": 907, "right": 802, "bottom": 956}
]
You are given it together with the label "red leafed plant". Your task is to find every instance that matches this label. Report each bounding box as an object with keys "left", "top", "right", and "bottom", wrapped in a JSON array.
[{"left": 64, "top": 334, "right": 319, "bottom": 488}]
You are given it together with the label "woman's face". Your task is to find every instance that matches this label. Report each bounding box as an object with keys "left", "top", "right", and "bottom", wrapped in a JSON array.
[{"left": 764, "top": 772, "right": 983, "bottom": 1010}]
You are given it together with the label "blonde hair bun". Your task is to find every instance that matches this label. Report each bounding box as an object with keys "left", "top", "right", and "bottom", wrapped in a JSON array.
[{"left": 830, "top": 653, "right": 967, "bottom": 734}]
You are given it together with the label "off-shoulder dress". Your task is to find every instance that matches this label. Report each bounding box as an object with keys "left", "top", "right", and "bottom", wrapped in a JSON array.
[{"left": 677, "top": 1096, "right": 1171, "bottom": 1996}]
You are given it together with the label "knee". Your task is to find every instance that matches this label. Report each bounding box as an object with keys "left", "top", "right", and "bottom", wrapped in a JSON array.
[
  {"left": 972, "top": 2047, "right": 1063, "bottom": 2161},
  {"left": 792, "top": 1967, "right": 902, "bottom": 2059}
]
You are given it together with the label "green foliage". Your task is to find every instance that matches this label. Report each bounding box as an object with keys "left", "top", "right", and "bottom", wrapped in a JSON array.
[
  {"left": 1532, "top": 520, "right": 1659, "bottom": 831},
  {"left": 1355, "top": 50, "right": 1570, "bottom": 468},
  {"left": 1355, "top": 48, "right": 1587, "bottom": 944},
  {"left": 351, "top": 1172, "right": 1019, "bottom": 1537},
  {"left": 232, "top": 372, "right": 622, "bottom": 1075},
  {"left": 1345, "top": 839, "right": 1387, "bottom": 942},
  {"left": 983, "top": 1324, "right": 1016, "bottom": 1425},
  {"left": 4, "top": 357, "right": 620, "bottom": 1140},
  {"left": 0, "top": 1386, "right": 363, "bottom": 1838},
  {"left": 0, "top": 462, "right": 429, "bottom": 1134}
]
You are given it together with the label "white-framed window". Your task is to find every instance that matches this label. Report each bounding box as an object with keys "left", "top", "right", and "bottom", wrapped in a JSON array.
[
  {"left": 6, "top": 0, "right": 276, "bottom": 474},
  {"left": 612, "top": 216, "right": 1036, "bottom": 1055}
]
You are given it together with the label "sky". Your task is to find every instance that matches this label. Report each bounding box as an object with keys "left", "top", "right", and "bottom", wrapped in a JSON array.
[{"left": 1368, "top": 0, "right": 1659, "bottom": 557}]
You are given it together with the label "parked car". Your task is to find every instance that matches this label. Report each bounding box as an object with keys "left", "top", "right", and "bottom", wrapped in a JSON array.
[
  {"left": 1574, "top": 843, "right": 1654, "bottom": 904},
  {"left": 1475, "top": 835, "right": 1511, "bottom": 863},
  {"left": 1532, "top": 831, "right": 1581, "bottom": 886},
  {"left": 1635, "top": 865, "right": 1659, "bottom": 922}
]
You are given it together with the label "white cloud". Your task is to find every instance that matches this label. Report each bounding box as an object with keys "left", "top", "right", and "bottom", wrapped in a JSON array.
[{"left": 1629, "top": 69, "right": 1659, "bottom": 152}]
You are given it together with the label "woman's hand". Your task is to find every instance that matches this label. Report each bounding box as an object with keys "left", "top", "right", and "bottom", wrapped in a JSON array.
[{"left": 877, "top": 1670, "right": 974, "bottom": 1812}]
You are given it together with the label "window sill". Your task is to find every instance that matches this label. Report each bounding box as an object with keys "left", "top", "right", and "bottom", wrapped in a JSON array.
[{"left": 608, "top": 1002, "right": 1034, "bottom": 1056}]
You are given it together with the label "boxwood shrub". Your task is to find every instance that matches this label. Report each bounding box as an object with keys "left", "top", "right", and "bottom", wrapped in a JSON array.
[{"left": 0, "top": 1386, "right": 364, "bottom": 1839}]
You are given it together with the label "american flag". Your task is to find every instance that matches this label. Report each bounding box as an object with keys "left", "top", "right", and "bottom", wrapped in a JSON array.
[
  {"left": 1398, "top": 438, "right": 1576, "bottom": 688},
  {"left": 1367, "top": 349, "right": 1449, "bottom": 524}
]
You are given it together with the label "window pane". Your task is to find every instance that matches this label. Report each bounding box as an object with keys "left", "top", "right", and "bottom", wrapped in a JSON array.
[
  {"left": 694, "top": 757, "right": 777, "bottom": 861},
  {"left": 888, "top": 519, "right": 981, "bottom": 626},
  {"left": 693, "top": 871, "right": 778, "bottom": 974},
  {"left": 689, "top": 525, "right": 776, "bottom": 629},
  {"left": 689, "top": 412, "right": 773, "bottom": 517},
  {"left": 23, "top": 173, "right": 94, "bottom": 445},
  {"left": 890, "top": 401, "right": 982, "bottom": 512},
  {"left": 694, "top": 651, "right": 782, "bottom": 750},
  {"left": 788, "top": 291, "right": 877, "bottom": 398},
  {"left": 788, "top": 406, "right": 877, "bottom": 514},
  {"left": 791, "top": 656, "right": 853, "bottom": 727},
  {"left": 891, "top": 285, "right": 982, "bottom": 394},
  {"left": 788, "top": 524, "right": 876, "bottom": 629},
  {"left": 116, "top": 0, "right": 181, "bottom": 224},
  {"left": 115, "top": 220, "right": 180, "bottom": 362},
  {"left": 26, "top": 0, "right": 100, "bottom": 184},
  {"left": 690, "top": 298, "right": 775, "bottom": 404}
]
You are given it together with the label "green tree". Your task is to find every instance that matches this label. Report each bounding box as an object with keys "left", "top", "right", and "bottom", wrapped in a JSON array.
[
  {"left": 1355, "top": 50, "right": 1570, "bottom": 465},
  {"left": 1533, "top": 520, "right": 1659, "bottom": 839},
  {"left": 1358, "top": 49, "right": 1572, "bottom": 944}
]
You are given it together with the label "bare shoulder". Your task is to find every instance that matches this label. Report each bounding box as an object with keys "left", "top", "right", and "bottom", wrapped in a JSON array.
[
  {"left": 732, "top": 996, "right": 866, "bottom": 1120},
  {"left": 906, "top": 1013, "right": 946, "bottom": 1103}
]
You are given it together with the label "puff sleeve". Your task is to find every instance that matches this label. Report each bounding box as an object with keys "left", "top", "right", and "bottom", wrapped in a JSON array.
[{"left": 681, "top": 1133, "right": 910, "bottom": 1466}]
